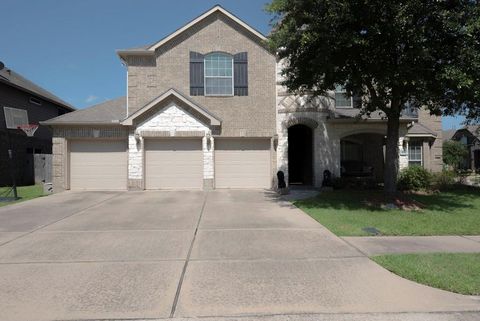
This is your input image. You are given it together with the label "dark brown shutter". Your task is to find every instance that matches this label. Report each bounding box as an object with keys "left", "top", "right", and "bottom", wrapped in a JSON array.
[
  {"left": 190, "top": 51, "right": 204, "bottom": 96},
  {"left": 234, "top": 52, "right": 248, "bottom": 96}
]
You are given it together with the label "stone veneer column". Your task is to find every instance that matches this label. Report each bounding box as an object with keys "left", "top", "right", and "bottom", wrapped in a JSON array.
[
  {"left": 52, "top": 137, "right": 66, "bottom": 193},
  {"left": 399, "top": 136, "right": 409, "bottom": 171},
  {"left": 128, "top": 130, "right": 144, "bottom": 190},
  {"left": 203, "top": 135, "right": 214, "bottom": 190}
]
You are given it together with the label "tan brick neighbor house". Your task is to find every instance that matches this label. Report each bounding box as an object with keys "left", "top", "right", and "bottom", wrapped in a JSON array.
[{"left": 42, "top": 5, "right": 442, "bottom": 192}]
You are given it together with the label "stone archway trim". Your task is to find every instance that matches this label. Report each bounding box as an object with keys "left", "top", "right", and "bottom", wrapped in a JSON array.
[{"left": 284, "top": 117, "right": 319, "bottom": 129}]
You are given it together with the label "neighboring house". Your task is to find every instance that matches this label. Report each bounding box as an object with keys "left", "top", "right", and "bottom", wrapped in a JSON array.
[
  {"left": 0, "top": 63, "right": 75, "bottom": 186},
  {"left": 446, "top": 126, "right": 480, "bottom": 171},
  {"left": 42, "top": 5, "right": 442, "bottom": 192}
]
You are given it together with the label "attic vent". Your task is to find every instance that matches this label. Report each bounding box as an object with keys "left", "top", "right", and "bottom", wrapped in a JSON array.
[{"left": 29, "top": 97, "right": 42, "bottom": 106}]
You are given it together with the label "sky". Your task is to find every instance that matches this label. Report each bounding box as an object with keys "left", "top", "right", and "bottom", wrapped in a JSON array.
[{"left": 1, "top": 0, "right": 464, "bottom": 130}]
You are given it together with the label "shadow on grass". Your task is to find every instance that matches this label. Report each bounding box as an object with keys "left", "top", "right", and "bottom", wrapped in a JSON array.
[{"left": 295, "top": 186, "right": 480, "bottom": 213}]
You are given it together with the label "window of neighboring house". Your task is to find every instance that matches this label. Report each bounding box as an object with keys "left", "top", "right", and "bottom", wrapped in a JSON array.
[
  {"left": 334, "top": 85, "right": 353, "bottom": 108},
  {"left": 460, "top": 135, "right": 468, "bottom": 145},
  {"left": 204, "top": 52, "right": 233, "bottom": 96},
  {"left": 29, "top": 97, "right": 42, "bottom": 106},
  {"left": 408, "top": 142, "right": 423, "bottom": 167}
]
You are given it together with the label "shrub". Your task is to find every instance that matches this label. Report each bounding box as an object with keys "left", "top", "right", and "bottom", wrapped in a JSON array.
[
  {"left": 431, "top": 170, "right": 457, "bottom": 190},
  {"left": 443, "top": 140, "right": 468, "bottom": 169},
  {"left": 398, "top": 166, "right": 432, "bottom": 191}
]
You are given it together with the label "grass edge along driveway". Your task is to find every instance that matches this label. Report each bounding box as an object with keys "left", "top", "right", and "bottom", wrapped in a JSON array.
[
  {"left": 0, "top": 185, "right": 46, "bottom": 207},
  {"left": 295, "top": 188, "right": 480, "bottom": 236},
  {"left": 372, "top": 253, "right": 480, "bottom": 295}
]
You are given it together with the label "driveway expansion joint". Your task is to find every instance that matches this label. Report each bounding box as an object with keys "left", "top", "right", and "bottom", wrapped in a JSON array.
[{"left": 170, "top": 191, "right": 209, "bottom": 318}]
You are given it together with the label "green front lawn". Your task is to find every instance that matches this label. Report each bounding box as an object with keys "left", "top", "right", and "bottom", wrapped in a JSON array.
[
  {"left": 372, "top": 253, "right": 480, "bottom": 295},
  {"left": 0, "top": 185, "right": 46, "bottom": 207},
  {"left": 296, "top": 187, "right": 480, "bottom": 236}
]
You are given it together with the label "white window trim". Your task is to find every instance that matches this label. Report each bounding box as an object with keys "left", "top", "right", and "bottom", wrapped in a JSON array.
[
  {"left": 408, "top": 142, "right": 423, "bottom": 166},
  {"left": 334, "top": 87, "right": 353, "bottom": 108},
  {"left": 204, "top": 53, "right": 234, "bottom": 97}
]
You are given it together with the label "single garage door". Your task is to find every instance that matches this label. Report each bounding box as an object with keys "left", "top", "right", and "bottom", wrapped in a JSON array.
[
  {"left": 215, "top": 139, "right": 271, "bottom": 188},
  {"left": 145, "top": 139, "right": 203, "bottom": 189},
  {"left": 70, "top": 140, "right": 127, "bottom": 190}
]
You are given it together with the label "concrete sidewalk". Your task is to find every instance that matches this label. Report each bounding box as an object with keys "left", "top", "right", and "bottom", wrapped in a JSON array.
[{"left": 343, "top": 235, "right": 480, "bottom": 256}]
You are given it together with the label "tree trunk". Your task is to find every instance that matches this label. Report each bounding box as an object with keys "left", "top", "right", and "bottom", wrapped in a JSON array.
[{"left": 384, "top": 113, "right": 400, "bottom": 198}]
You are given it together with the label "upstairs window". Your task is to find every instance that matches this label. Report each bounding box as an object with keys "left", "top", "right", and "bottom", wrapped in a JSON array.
[
  {"left": 204, "top": 53, "right": 233, "bottom": 96},
  {"left": 408, "top": 142, "right": 423, "bottom": 167},
  {"left": 334, "top": 85, "right": 353, "bottom": 108}
]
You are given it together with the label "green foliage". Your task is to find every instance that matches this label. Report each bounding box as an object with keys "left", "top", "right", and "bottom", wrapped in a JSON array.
[
  {"left": 266, "top": 0, "right": 480, "bottom": 119},
  {"left": 373, "top": 253, "right": 480, "bottom": 295},
  {"left": 397, "top": 166, "right": 432, "bottom": 191},
  {"left": 443, "top": 140, "right": 468, "bottom": 168},
  {"left": 266, "top": 0, "right": 480, "bottom": 194},
  {"left": 431, "top": 170, "right": 457, "bottom": 190}
]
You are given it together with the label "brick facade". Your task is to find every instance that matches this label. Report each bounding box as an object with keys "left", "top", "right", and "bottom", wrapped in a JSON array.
[{"left": 126, "top": 12, "right": 276, "bottom": 137}]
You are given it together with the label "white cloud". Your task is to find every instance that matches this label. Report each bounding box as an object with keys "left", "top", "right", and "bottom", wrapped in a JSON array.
[{"left": 85, "top": 95, "right": 98, "bottom": 103}]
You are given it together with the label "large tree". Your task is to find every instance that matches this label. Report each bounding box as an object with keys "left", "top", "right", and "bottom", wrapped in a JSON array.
[{"left": 267, "top": 0, "right": 480, "bottom": 196}]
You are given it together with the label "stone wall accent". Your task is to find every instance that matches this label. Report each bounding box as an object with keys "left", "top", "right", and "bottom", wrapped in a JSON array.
[
  {"left": 202, "top": 136, "right": 214, "bottom": 180},
  {"left": 52, "top": 137, "right": 66, "bottom": 193},
  {"left": 127, "top": 102, "right": 211, "bottom": 187}
]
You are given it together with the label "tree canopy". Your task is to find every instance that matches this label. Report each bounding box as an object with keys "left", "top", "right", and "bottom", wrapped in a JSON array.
[{"left": 267, "top": 0, "right": 480, "bottom": 194}]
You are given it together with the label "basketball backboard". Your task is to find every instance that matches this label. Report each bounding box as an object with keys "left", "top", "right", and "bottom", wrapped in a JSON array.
[{"left": 3, "top": 107, "right": 29, "bottom": 129}]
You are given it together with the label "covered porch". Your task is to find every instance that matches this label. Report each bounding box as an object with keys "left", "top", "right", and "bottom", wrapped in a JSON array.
[{"left": 340, "top": 133, "right": 385, "bottom": 183}]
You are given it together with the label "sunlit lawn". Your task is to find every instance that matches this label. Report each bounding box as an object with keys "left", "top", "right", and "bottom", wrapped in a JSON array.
[
  {"left": 373, "top": 253, "right": 480, "bottom": 295},
  {"left": 0, "top": 185, "right": 46, "bottom": 207},
  {"left": 296, "top": 187, "right": 480, "bottom": 236}
]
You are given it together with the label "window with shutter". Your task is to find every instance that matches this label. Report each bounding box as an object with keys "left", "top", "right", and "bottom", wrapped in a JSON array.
[
  {"left": 204, "top": 52, "right": 234, "bottom": 96},
  {"left": 234, "top": 52, "right": 248, "bottom": 96},
  {"left": 190, "top": 51, "right": 204, "bottom": 96}
]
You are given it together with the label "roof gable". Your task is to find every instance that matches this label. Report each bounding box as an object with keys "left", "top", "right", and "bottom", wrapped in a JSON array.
[
  {"left": 117, "top": 5, "right": 268, "bottom": 59},
  {"left": 121, "top": 88, "right": 221, "bottom": 126}
]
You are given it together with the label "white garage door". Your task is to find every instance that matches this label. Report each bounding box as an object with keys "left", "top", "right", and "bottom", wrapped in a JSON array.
[
  {"left": 145, "top": 139, "right": 203, "bottom": 189},
  {"left": 70, "top": 140, "right": 127, "bottom": 190},
  {"left": 215, "top": 139, "right": 271, "bottom": 188}
]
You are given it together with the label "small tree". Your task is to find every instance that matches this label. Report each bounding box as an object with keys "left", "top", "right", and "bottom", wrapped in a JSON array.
[
  {"left": 443, "top": 140, "right": 468, "bottom": 170},
  {"left": 266, "top": 0, "right": 480, "bottom": 197}
]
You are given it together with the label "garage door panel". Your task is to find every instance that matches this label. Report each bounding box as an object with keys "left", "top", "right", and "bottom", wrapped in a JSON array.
[
  {"left": 215, "top": 139, "right": 271, "bottom": 189},
  {"left": 145, "top": 139, "right": 202, "bottom": 190},
  {"left": 70, "top": 140, "right": 127, "bottom": 190}
]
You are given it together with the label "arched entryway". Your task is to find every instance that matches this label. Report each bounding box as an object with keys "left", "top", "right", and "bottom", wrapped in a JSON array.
[{"left": 288, "top": 124, "right": 313, "bottom": 185}]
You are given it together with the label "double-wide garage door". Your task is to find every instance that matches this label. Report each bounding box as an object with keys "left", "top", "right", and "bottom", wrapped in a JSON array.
[
  {"left": 70, "top": 140, "right": 127, "bottom": 190},
  {"left": 215, "top": 139, "right": 271, "bottom": 189},
  {"left": 145, "top": 139, "right": 203, "bottom": 189}
]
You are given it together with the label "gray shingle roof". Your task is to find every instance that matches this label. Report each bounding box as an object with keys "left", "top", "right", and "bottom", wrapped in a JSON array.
[
  {"left": 466, "top": 125, "right": 480, "bottom": 137},
  {"left": 407, "top": 122, "right": 437, "bottom": 137},
  {"left": 443, "top": 129, "right": 456, "bottom": 141},
  {"left": 0, "top": 67, "right": 75, "bottom": 111},
  {"left": 41, "top": 97, "right": 126, "bottom": 125},
  {"left": 332, "top": 108, "right": 416, "bottom": 120}
]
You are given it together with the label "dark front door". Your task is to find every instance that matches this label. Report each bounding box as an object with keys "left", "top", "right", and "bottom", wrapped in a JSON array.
[{"left": 288, "top": 124, "right": 313, "bottom": 185}]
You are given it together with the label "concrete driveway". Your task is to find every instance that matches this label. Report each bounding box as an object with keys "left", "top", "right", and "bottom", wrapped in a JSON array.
[{"left": 0, "top": 190, "right": 478, "bottom": 321}]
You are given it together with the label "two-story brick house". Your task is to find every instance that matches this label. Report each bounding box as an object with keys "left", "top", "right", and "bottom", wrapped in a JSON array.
[{"left": 43, "top": 5, "right": 442, "bottom": 192}]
